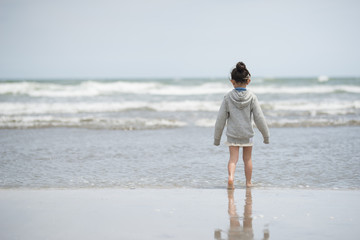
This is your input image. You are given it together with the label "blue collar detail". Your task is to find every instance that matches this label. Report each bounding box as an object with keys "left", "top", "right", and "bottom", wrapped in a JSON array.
[{"left": 235, "top": 87, "right": 247, "bottom": 92}]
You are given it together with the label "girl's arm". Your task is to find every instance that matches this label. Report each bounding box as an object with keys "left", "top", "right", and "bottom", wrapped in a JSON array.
[
  {"left": 214, "top": 97, "right": 228, "bottom": 146},
  {"left": 252, "top": 95, "right": 270, "bottom": 144}
]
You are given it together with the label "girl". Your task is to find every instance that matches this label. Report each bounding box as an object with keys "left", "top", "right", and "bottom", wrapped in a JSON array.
[{"left": 214, "top": 62, "right": 269, "bottom": 188}]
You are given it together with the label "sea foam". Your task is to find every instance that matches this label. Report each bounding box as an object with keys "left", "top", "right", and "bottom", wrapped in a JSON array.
[
  {"left": 0, "top": 116, "right": 186, "bottom": 129},
  {"left": 1, "top": 100, "right": 358, "bottom": 116},
  {"left": 1, "top": 80, "right": 360, "bottom": 97}
]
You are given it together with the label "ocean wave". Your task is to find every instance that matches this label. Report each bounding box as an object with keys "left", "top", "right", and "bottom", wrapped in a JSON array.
[
  {"left": 262, "top": 100, "right": 360, "bottom": 116},
  {"left": 266, "top": 118, "right": 360, "bottom": 127},
  {"left": 252, "top": 85, "right": 360, "bottom": 94},
  {"left": 194, "top": 118, "right": 360, "bottom": 128},
  {"left": 1, "top": 80, "right": 360, "bottom": 97},
  {"left": 0, "top": 81, "right": 229, "bottom": 97},
  {"left": 1, "top": 100, "right": 358, "bottom": 116},
  {"left": 1, "top": 115, "right": 359, "bottom": 129},
  {"left": 0, "top": 101, "right": 220, "bottom": 115},
  {"left": 195, "top": 118, "right": 216, "bottom": 127},
  {"left": 0, "top": 116, "right": 186, "bottom": 130}
]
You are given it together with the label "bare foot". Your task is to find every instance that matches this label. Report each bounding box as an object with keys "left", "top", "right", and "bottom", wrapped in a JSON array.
[
  {"left": 228, "top": 178, "right": 234, "bottom": 189},
  {"left": 246, "top": 182, "right": 253, "bottom": 188},
  {"left": 227, "top": 183, "right": 234, "bottom": 190}
]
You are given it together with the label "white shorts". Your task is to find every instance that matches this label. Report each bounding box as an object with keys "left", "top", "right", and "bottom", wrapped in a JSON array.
[{"left": 225, "top": 137, "right": 253, "bottom": 147}]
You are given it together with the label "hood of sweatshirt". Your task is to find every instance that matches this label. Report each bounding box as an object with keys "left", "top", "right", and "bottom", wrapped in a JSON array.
[{"left": 228, "top": 89, "right": 253, "bottom": 109}]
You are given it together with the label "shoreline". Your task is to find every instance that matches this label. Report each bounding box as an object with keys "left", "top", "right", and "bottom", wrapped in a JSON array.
[
  {"left": 1, "top": 185, "right": 360, "bottom": 191},
  {"left": 1, "top": 188, "right": 359, "bottom": 240}
]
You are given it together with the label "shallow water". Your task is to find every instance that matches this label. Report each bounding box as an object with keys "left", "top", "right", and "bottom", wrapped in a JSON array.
[{"left": 1, "top": 126, "right": 359, "bottom": 189}]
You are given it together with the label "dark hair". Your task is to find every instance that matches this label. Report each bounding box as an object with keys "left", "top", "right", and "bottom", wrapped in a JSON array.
[{"left": 231, "top": 62, "right": 251, "bottom": 83}]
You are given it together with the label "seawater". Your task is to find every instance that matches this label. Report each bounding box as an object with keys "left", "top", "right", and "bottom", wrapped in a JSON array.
[
  {"left": 0, "top": 127, "right": 359, "bottom": 189},
  {"left": 0, "top": 77, "right": 359, "bottom": 128},
  {"left": 0, "top": 77, "right": 359, "bottom": 189}
]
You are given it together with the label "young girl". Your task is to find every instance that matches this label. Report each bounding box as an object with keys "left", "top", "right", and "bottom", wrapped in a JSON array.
[{"left": 214, "top": 62, "right": 269, "bottom": 188}]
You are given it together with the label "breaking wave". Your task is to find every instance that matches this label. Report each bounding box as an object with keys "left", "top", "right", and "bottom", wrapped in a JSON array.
[
  {"left": 194, "top": 118, "right": 360, "bottom": 128},
  {"left": 0, "top": 101, "right": 220, "bottom": 115},
  {"left": 0, "top": 81, "right": 229, "bottom": 97},
  {"left": 1, "top": 80, "right": 360, "bottom": 97},
  {"left": 1, "top": 78, "right": 359, "bottom": 129},
  {"left": 1, "top": 100, "right": 358, "bottom": 116},
  {"left": 0, "top": 116, "right": 186, "bottom": 130}
]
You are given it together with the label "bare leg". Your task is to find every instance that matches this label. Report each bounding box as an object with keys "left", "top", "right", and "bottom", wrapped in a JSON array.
[
  {"left": 243, "top": 146, "right": 253, "bottom": 187},
  {"left": 228, "top": 146, "right": 240, "bottom": 189}
]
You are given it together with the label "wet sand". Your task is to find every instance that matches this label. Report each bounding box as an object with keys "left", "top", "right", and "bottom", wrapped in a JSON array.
[{"left": 0, "top": 188, "right": 359, "bottom": 240}]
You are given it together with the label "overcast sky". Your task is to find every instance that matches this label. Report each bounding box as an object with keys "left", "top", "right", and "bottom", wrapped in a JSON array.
[{"left": 0, "top": 0, "right": 359, "bottom": 78}]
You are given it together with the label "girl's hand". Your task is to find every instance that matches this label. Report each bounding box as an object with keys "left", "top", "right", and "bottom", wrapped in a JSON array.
[
  {"left": 214, "top": 139, "right": 221, "bottom": 146},
  {"left": 263, "top": 137, "right": 269, "bottom": 144}
]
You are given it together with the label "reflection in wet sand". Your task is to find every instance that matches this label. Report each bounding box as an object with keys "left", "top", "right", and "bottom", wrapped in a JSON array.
[{"left": 215, "top": 188, "right": 269, "bottom": 240}]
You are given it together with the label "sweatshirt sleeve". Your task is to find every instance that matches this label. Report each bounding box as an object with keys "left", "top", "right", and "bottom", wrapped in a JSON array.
[
  {"left": 252, "top": 95, "right": 270, "bottom": 144},
  {"left": 214, "top": 97, "right": 228, "bottom": 146}
]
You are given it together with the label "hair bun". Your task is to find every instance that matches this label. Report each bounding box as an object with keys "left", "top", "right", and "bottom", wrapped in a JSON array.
[{"left": 236, "top": 62, "right": 246, "bottom": 72}]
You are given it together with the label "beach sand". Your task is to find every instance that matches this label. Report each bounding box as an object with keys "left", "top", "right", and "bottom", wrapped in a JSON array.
[{"left": 0, "top": 188, "right": 359, "bottom": 240}]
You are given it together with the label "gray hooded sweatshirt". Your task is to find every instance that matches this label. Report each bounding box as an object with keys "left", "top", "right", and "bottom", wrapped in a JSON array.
[{"left": 214, "top": 89, "right": 269, "bottom": 146}]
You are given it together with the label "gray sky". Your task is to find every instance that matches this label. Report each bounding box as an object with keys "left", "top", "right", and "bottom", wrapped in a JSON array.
[{"left": 0, "top": 0, "right": 359, "bottom": 78}]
